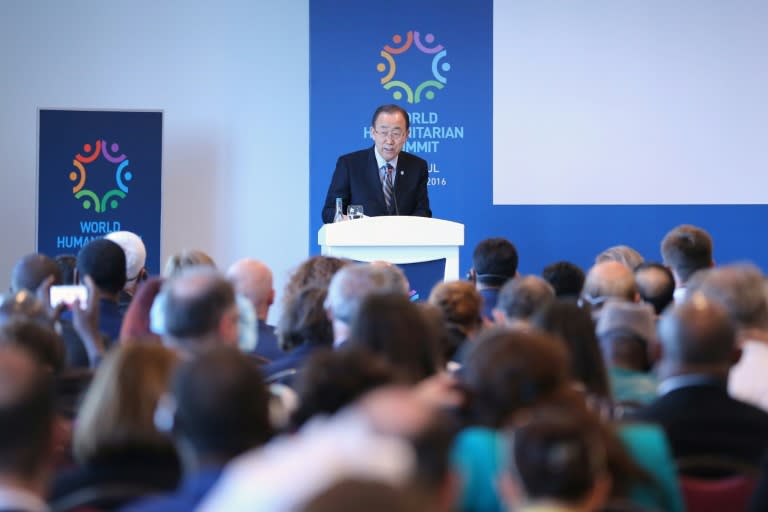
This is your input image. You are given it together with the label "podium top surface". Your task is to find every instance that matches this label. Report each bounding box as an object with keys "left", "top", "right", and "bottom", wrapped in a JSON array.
[{"left": 318, "top": 216, "right": 464, "bottom": 247}]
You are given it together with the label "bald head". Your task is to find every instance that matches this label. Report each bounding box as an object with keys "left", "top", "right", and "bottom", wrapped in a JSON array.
[
  {"left": 11, "top": 254, "right": 62, "bottom": 293},
  {"left": 164, "top": 267, "right": 239, "bottom": 349},
  {"left": 658, "top": 295, "right": 737, "bottom": 376},
  {"left": 582, "top": 261, "right": 638, "bottom": 307},
  {"left": 635, "top": 263, "right": 675, "bottom": 315},
  {"left": 227, "top": 259, "right": 274, "bottom": 320}
]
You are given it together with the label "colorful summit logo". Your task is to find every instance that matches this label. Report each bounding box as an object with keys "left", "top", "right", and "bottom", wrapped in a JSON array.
[
  {"left": 69, "top": 140, "right": 132, "bottom": 213},
  {"left": 377, "top": 31, "right": 451, "bottom": 104}
]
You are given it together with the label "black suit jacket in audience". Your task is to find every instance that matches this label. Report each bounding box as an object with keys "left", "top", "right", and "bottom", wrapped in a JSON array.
[
  {"left": 321, "top": 146, "right": 431, "bottom": 223},
  {"left": 634, "top": 381, "right": 768, "bottom": 467}
]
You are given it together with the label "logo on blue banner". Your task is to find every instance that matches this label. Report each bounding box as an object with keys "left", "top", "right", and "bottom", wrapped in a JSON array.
[
  {"left": 378, "top": 30, "right": 451, "bottom": 104},
  {"left": 38, "top": 110, "right": 162, "bottom": 274},
  {"left": 70, "top": 140, "right": 133, "bottom": 213}
]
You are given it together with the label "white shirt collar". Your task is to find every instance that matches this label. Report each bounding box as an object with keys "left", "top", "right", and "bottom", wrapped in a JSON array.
[
  {"left": 657, "top": 374, "right": 724, "bottom": 396},
  {"left": 373, "top": 147, "right": 399, "bottom": 175}
]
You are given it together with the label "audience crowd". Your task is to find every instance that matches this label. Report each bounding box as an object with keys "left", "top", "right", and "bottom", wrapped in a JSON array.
[{"left": 1, "top": 224, "right": 767, "bottom": 511}]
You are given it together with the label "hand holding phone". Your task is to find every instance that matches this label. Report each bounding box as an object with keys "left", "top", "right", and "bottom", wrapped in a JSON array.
[{"left": 49, "top": 285, "right": 88, "bottom": 308}]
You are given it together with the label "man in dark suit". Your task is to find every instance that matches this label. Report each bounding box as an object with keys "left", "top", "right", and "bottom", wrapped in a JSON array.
[
  {"left": 634, "top": 294, "right": 768, "bottom": 467},
  {"left": 321, "top": 104, "right": 431, "bottom": 223},
  {"left": 226, "top": 258, "right": 282, "bottom": 361}
]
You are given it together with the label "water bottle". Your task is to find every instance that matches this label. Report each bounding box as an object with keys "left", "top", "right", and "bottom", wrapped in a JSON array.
[{"left": 333, "top": 197, "right": 344, "bottom": 223}]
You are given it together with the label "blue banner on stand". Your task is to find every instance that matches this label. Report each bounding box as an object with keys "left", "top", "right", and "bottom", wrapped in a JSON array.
[
  {"left": 38, "top": 110, "right": 162, "bottom": 274},
  {"left": 309, "top": 0, "right": 492, "bottom": 283}
]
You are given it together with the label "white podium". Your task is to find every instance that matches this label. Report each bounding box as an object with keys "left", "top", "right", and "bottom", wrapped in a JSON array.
[{"left": 318, "top": 216, "right": 465, "bottom": 280}]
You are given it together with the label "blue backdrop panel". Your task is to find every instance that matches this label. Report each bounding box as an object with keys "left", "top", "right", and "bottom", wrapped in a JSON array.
[
  {"left": 38, "top": 110, "right": 162, "bottom": 274},
  {"left": 310, "top": 2, "right": 768, "bottom": 278},
  {"left": 309, "top": 0, "right": 492, "bottom": 275}
]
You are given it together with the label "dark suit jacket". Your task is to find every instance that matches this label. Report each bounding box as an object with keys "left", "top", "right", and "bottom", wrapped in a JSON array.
[
  {"left": 321, "top": 146, "right": 432, "bottom": 223},
  {"left": 119, "top": 466, "right": 222, "bottom": 512},
  {"left": 253, "top": 320, "right": 283, "bottom": 362},
  {"left": 633, "top": 382, "right": 768, "bottom": 467}
]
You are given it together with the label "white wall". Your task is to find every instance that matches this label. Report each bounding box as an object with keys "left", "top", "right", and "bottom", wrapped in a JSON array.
[
  {"left": 494, "top": 0, "right": 768, "bottom": 205},
  {"left": 0, "top": 1, "right": 309, "bottom": 322}
]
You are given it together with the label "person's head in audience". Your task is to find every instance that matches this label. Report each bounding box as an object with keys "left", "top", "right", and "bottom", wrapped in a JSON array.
[
  {"left": 542, "top": 261, "right": 585, "bottom": 299},
  {"left": 660, "top": 224, "right": 714, "bottom": 291},
  {"left": 73, "top": 343, "right": 178, "bottom": 464},
  {"left": 428, "top": 280, "right": 484, "bottom": 346},
  {"left": 370, "top": 261, "right": 410, "bottom": 295},
  {"left": 325, "top": 263, "right": 409, "bottom": 346},
  {"left": 162, "top": 249, "right": 216, "bottom": 279},
  {"left": 596, "top": 301, "right": 658, "bottom": 373},
  {"left": 418, "top": 303, "right": 464, "bottom": 363},
  {"left": 685, "top": 263, "right": 768, "bottom": 340},
  {"left": 301, "top": 479, "right": 422, "bottom": 512},
  {"left": 226, "top": 258, "right": 274, "bottom": 323},
  {"left": 0, "top": 320, "right": 65, "bottom": 375},
  {"left": 162, "top": 267, "right": 240, "bottom": 352},
  {"left": 10, "top": 253, "right": 62, "bottom": 293},
  {"left": 580, "top": 261, "right": 638, "bottom": 314},
  {"left": 634, "top": 262, "right": 675, "bottom": 315},
  {"left": 77, "top": 238, "right": 127, "bottom": 302},
  {"left": 291, "top": 348, "right": 397, "bottom": 429},
  {"left": 656, "top": 294, "right": 738, "bottom": 383},
  {"left": 0, "top": 290, "right": 53, "bottom": 330},
  {"left": 283, "top": 255, "right": 349, "bottom": 308},
  {"left": 356, "top": 387, "right": 459, "bottom": 512},
  {"left": 348, "top": 293, "right": 441, "bottom": 383},
  {"left": 470, "top": 238, "right": 519, "bottom": 290},
  {"left": 119, "top": 277, "right": 165, "bottom": 342},
  {"left": 0, "top": 345, "right": 55, "bottom": 501},
  {"left": 55, "top": 254, "right": 77, "bottom": 285},
  {"left": 160, "top": 345, "right": 271, "bottom": 470},
  {"left": 500, "top": 406, "right": 611, "bottom": 512},
  {"left": 460, "top": 328, "right": 570, "bottom": 428},
  {"left": 533, "top": 301, "right": 612, "bottom": 408},
  {"left": 276, "top": 286, "right": 334, "bottom": 352},
  {"left": 105, "top": 231, "right": 148, "bottom": 295},
  {"left": 595, "top": 245, "right": 644, "bottom": 270},
  {"left": 493, "top": 275, "right": 555, "bottom": 327}
]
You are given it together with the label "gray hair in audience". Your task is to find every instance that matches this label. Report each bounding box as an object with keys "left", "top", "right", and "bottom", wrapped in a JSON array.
[
  {"left": 686, "top": 263, "right": 768, "bottom": 331},
  {"left": 325, "top": 263, "right": 409, "bottom": 324},
  {"left": 496, "top": 275, "right": 556, "bottom": 321},
  {"left": 163, "top": 267, "right": 236, "bottom": 340},
  {"left": 369, "top": 261, "right": 410, "bottom": 295},
  {"left": 595, "top": 245, "right": 644, "bottom": 270}
]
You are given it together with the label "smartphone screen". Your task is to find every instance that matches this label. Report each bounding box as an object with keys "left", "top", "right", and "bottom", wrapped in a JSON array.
[{"left": 50, "top": 285, "right": 88, "bottom": 308}]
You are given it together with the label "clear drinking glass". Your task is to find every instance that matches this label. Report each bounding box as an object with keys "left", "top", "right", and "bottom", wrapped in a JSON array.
[{"left": 347, "top": 204, "right": 364, "bottom": 219}]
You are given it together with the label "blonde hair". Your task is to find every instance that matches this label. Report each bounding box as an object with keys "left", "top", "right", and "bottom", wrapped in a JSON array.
[
  {"left": 73, "top": 343, "right": 178, "bottom": 463},
  {"left": 163, "top": 250, "right": 216, "bottom": 279}
]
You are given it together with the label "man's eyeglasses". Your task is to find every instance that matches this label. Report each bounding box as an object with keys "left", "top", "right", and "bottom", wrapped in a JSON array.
[{"left": 373, "top": 128, "right": 405, "bottom": 142}]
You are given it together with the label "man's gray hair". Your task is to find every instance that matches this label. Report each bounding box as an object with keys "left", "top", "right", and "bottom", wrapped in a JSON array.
[
  {"left": 325, "top": 263, "right": 408, "bottom": 324},
  {"left": 686, "top": 263, "right": 768, "bottom": 331},
  {"left": 595, "top": 245, "right": 644, "bottom": 270},
  {"left": 496, "top": 275, "right": 555, "bottom": 321}
]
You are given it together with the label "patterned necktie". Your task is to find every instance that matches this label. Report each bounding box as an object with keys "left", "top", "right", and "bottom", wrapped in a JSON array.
[{"left": 383, "top": 163, "right": 395, "bottom": 214}]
